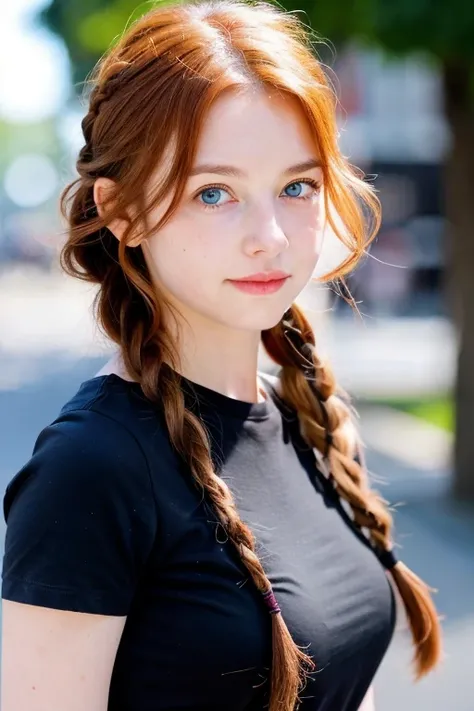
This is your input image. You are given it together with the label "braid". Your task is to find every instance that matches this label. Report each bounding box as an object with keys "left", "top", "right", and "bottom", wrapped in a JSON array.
[
  {"left": 60, "top": 63, "right": 141, "bottom": 286},
  {"left": 267, "top": 307, "right": 391, "bottom": 544},
  {"left": 262, "top": 303, "right": 442, "bottom": 678},
  {"left": 78, "top": 62, "right": 130, "bottom": 177}
]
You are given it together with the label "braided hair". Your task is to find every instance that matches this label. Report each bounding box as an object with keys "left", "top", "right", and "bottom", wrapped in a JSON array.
[
  {"left": 59, "top": 2, "right": 443, "bottom": 708},
  {"left": 263, "top": 303, "right": 442, "bottom": 677}
]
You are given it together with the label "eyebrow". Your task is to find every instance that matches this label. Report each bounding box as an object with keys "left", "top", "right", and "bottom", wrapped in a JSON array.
[{"left": 188, "top": 158, "right": 322, "bottom": 179}]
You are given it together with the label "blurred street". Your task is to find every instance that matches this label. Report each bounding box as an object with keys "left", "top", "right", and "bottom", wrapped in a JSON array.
[{"left": 1, "top": 266, "right": 473, "bottom": 710}]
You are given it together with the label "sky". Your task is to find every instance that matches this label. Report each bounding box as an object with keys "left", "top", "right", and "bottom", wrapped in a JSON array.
[{"left": 0, "top": 0, "right": 70, "bottom": 123}]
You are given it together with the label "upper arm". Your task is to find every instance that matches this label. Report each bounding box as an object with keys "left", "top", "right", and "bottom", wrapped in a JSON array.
[
  {"left": 1, "top": 599, "right": 126, "bottom": 711},
  {"left": 358, "top": 686, "right": 375, "bottom": 711}
]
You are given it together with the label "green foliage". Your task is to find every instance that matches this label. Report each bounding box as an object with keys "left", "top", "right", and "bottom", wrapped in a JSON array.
[
  {"left": 289, "top": 0, "right": 474, "bottom": 58},
  {"left": 372, "top": 0, "right": 474, "bottom": 58},
  {"left": 41, "top": 0, "right": 167, "bottom": 87},
  {"left": 0, "top": 119, "right": 60, "bottom": 177},
  {"left": 379, "top": 396, "right": 454, "bottom": 432},
  {"left": 0, "top": 120, "right": 59, "bottom": 165}
]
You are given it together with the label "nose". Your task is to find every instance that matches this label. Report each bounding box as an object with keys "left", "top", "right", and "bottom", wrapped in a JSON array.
[{"left": 242, "top": 205, "right": 289, "bottom": 258}]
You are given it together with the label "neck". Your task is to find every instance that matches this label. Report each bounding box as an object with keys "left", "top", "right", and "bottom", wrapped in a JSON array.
[
  {"left": 171, "top": 316, "right": 264, "bottom": 404},
  {"left": 110, "top": 308, "right": 269, "bottom": 404}
]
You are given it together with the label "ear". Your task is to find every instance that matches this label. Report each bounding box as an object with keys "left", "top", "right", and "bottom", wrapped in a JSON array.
[{"left": 93, "top": 177, "right": 141, "bottom": 248}]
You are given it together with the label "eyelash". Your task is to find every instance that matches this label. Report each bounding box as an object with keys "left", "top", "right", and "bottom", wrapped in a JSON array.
[{"left": 194, "top": 178, "right": 322, "bottom": 212}]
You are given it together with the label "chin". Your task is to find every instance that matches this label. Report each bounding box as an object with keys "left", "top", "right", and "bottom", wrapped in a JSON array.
[{"left": 226, "top": 307, "right": 287, "bottom": 333}]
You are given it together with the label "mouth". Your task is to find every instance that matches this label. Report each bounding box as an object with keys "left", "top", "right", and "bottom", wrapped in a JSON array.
[{"left": 227, "top": 273, "right": 290, "bottom": 295}]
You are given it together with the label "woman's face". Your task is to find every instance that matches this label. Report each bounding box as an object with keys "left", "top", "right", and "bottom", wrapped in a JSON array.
[{"left": 142, "top": 88, "right": 325, "bottom": 332}]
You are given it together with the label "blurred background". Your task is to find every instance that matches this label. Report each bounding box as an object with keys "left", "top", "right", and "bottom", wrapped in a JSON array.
[{"left": 1, "top": 0, "right": 473, "bottom": 708}]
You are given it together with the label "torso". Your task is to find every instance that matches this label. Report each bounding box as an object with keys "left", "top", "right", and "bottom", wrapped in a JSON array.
[
  {"left": 3, "top": 362, "right": 396, "bottom": 711},
  {"left": 90, "top": 369, "right": 396, "bottom": 710}
]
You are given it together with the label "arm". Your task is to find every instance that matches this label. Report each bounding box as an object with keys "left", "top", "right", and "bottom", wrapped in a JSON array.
[
  {"left": 358, "top": 686, "right": 375, "bottom": 711},
  {"left": 2, "top": 600, "right": 126, "bottom": 711},
  {"left": 1, "top": 411, "right": 157, "bottom": 710}
]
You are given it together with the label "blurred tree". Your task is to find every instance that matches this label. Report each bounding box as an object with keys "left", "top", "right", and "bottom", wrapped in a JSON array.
[
  {"left": 41, "top": 0, "right": 474, "bottom": 501},
  {"left": 41, "top": 0, "right": 162, "bottom": 88}
]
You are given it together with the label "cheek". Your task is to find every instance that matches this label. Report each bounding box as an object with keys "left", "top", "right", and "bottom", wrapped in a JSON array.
[
  {"left": 156, "top": 206, "right": 237, "bottom": 269},
  {"left": 288, "top": 203, "right": 325, "bottom": 263},
  {"left": 144, "top": 220, "right": 225, "bottom": 301}
]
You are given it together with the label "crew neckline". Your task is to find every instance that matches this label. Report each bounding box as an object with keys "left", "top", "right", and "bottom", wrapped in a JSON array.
[{"left": 95, "top": 371, "right": 273, "bottom": 421}]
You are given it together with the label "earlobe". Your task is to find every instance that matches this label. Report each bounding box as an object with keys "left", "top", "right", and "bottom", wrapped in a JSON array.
[{"left": 93, "top": 177, "right": 141, "bottom": 247}]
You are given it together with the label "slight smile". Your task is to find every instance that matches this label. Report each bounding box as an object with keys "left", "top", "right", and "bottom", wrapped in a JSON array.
[{"left": 227, "top": 271, "right": 291, "bottom": 295}]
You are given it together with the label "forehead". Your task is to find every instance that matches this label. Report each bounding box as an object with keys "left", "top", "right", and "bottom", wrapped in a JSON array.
[{"left": 194, "top": 87, "right": 319, "bottom": 170}]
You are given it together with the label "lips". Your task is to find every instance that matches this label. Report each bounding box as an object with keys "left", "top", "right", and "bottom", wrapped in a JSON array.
[
  {"left": 232, "top": 271, "right": 290, "bottom": 283},
  {"left": 227, "top": 272, "right": 290, "bottom": 295}
]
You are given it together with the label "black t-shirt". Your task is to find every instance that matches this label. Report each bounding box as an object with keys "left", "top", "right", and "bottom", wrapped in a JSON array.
[{"left": 2, "top": 372, "right": 396, "bottom": 711}]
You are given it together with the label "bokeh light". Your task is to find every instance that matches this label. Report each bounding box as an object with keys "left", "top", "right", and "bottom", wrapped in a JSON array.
[{"left": 4, "top": 153, "right": 58, "bottom": 207}]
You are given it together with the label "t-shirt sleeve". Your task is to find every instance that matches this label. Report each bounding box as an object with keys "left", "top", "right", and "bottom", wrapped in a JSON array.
[{"left": 2, "top": 409, "right": 158, "bottom": 616}]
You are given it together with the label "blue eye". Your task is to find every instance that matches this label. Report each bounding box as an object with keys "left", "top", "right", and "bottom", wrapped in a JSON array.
[
  {"left": 282, "top": 179, "right": 321, "bottom": 200},
  {"left": 200, "top": 188, "right": 222, "bottom": 205},
  {"left": 284, "top": 182, "right": 303, "bottom": 197}
]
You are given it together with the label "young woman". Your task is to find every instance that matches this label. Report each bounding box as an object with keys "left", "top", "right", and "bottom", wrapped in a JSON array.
[{"left": 1, "top": 2, "right": 442, "bottom": 710}]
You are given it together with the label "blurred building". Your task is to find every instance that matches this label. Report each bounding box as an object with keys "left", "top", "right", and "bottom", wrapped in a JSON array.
[{"left": 333, "top": 45, "right": 449, "bottom": 318}]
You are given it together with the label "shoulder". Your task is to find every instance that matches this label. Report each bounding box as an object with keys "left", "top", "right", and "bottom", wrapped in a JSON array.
[
  {"left": 60, "top": 371, "right": 150, "bottom": 427},
  {"left": 2, "top": 375, "right": 163, "bottom": 615},
  {"left": 3, "top": 374, "right": 157, "bottom": 523},
  {"left": 46, "top": 374, "right": 152, "bottom": 473},
  {"left": 2, "top": 376, "right": 161, "bottom": 614}
]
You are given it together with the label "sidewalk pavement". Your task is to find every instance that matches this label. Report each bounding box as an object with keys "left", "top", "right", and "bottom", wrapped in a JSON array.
[
  {"left": 372, "top": 483, "right": 474, "bottom": 711},
  {"left": 358, "top": 408, "right": 473, "bottom": 710}
]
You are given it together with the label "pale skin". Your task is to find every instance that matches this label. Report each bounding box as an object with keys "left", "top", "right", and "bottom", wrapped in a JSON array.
[{"left": 2, "top": 87, "right": 374, "bottom": 710}]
